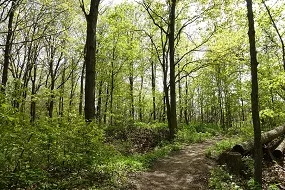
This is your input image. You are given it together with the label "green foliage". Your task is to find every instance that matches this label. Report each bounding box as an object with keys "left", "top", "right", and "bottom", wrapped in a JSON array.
[
  {"left": 209, "top": 166, "right": 243, "bottom": 190},
  {"left": 226, "top": 124, "right": 254, "bottom": 141},
  {"left": 268, "top": 184, "right": 279, "bottom": 190},
  {"left": 0, "top": 105, "right": 121, "bottom": 189},
  {"left": 176, "top": 123, "right": 220, "bottom": 143},
  {"left": 192, "top": 123, "right": 222, "bottom": 135},
  {"left": 247, "top": 178, "right": 262, "bottom": 190},
  {"left": 206, "top": 138, "right": 240, "bottom": 158}
]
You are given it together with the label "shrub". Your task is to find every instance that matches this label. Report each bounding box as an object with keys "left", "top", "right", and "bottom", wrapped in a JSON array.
[
  {"left": 209, "top": 166, "right": 243, "bottom": 190},
  {"left": 0, "top": 109, "right": 122, "bottom": 189}
]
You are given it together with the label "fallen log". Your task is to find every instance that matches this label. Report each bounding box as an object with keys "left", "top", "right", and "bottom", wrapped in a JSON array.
[
  {"left": 272, "top": 138, "right": 285, "bottom": 159},
  {"left": 263, "top": 137, "right": 284, "bottom": 161},
  {"left": 232, "top": 124, "right": 285, "bottom": 155}
]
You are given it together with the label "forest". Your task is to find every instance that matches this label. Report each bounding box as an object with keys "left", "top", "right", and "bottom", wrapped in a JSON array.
[{"left": 0, "top": 0, "right": 285, "bottom": 189}]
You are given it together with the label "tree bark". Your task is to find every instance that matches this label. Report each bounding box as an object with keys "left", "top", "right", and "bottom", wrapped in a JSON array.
[
  {"left": 129, "top": 62, "right": 135, "bottom": 121},
  {"left": 233, "top": 124, "right": 285, "bottom": 154},
  {"left": 184, "top": 76, "right": 189, "bottom": 125},
  {"left": 97, "top": 80, "right": 103, "bottom": 122},
  {"left": 1, "top": 0, "right": 16, "bottom": 92},
  {"left": 103, "top": 84, "right": 109, "bottom": 124},
  {"left": 139, "top": 75, "right": 144, "bottom": 121},
  {"left": 246, "top": 0, "right": 263, "bottom": 184},
  {"left": 79, "top": 62, "right": 85, "bottom": 115},
  {"left": 59, "top": 59, "right": 66, "bottom": 117},
  {"left": 83, "top": 0, "right": 100, "bottom": 122},
  {"left": 168, "top": 0, "right": 177, "bottom": 140},
  {"left": 151, "top": 61, "right": 156, "bottom": 121},
  {"left": 30, "top": 59, "right": 37, "bottom": 123},
  {"left": 273, "top": 138, "right": 285, "bottom": 159}
]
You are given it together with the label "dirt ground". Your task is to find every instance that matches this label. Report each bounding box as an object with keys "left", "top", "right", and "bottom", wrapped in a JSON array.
[{"left": 129, "top": 138, "right": 221, "bottom": 190}]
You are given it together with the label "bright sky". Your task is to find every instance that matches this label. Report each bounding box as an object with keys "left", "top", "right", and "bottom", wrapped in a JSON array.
[{"left": 102, "top": 0, "right": 136, "bottom": 6}]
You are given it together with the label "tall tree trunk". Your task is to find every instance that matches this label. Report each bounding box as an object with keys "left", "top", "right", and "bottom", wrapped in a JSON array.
[
  {"left": 30, "top": 44, "right": 39, "bottom": 123},
  {"left": 79, "top": 62, "right": 85, "bottom": 115},
  {"left": 168, "top": 0, "right": 177, "bottom": 140},
  {"left": 48, "top": 48, "right": 55, "bottom": 118},
  {"left": 246, "top": 0, "right": 262, "bottom": 186},
  {"left": 216, "top": 65, "right": 225, "bottom": 128},
  {"left": 200, "top": 88, "right": 204, "bottom": 122},
  {"left": 97, "top": 80, "right": 103, "bottom": 122},
  {"left": 110, "top": 63, "right": 114, "bottom": 125},
  {"left": 49, "top": 78, "right": 55, "bottom": 118},
  {"left": 82, "top": 0, "right": 100, "bottom": 122},
  {"left": 69, "top": 60, "right": 77, "bottom": 113},
  {"left": 163, "top": 67, "right": 171, "bottom": 126},
  {"left": 151, "top": 61, "right": 156, "bottom": 121},
  {"left": 139, "top": 75, "right": 144, "bottom": 121},
  {"left": 103, "top": 84, "right": 109, "bottom": 124},
  {"left": 1, "top": 0, "right": 16, "bottom": 92},
  {"left": 184, "top": 76, "right": 189, "bottom": 125},
  {"left": 59, "top": 60, "right": 66, "bottom": 117},
  {"left": 30, "top": 60, "right": 37, "bottom": 123},
  {"left": 178, "top": 64, "right": 182, "bottom": 123},
  {"left": 129, "top": 62, "right": 135, "bottom": 121}
]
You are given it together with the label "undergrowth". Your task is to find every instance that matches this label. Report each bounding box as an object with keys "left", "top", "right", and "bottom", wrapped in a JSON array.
[{"left": 0, "top": 100, "right": 221, "bottom": 189}]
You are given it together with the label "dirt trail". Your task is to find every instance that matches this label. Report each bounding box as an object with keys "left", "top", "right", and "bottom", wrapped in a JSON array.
[{"left": 129, "top": 137, "right": 221, "bottom": 190}]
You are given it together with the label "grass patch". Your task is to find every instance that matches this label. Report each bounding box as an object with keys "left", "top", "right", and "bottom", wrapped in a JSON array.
[{"left": 206, "top": 138, "right": 241, "bottom": 159}]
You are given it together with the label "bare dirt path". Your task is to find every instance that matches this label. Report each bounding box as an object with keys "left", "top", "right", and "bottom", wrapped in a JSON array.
[{"left": 129, "top": 137, "right": 221, "bottom": 190}]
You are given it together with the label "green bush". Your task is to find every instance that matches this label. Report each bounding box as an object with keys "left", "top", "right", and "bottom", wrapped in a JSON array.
[
  {"left": 193, "top": 123, "right": 222, "bottom": 135},
  {"left": 209, "top": 166, "right": 243, "bottom": 190},
  {"left": 206, "top": 138, "right": 240, "bottom": 158},
  {"left": 176, "top": 123, "right": 218, "bottom": 143},
  {"left": 0, "top": 108, "right": 122, "bottom": 189}
]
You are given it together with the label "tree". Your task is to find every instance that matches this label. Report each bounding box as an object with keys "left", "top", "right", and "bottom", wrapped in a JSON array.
[
  {"left": 168, "top": 0, "right": 177, "bottom": 140},
  {"left": 246, "top": 0, "right": 263, "bottom": 186},
  {"left": 80, "top": 0, "right": 101, "bottom": 122},
  {"left": 1, "top": 0, "right": 16, "bottom": 92}
]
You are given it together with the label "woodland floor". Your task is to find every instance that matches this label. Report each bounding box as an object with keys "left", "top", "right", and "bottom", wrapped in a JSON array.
[{"left": 128, "top": 137, "right": 222, "bottom": 190}]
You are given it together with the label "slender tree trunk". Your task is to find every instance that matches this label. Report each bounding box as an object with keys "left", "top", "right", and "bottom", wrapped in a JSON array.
[
  {"left": 59, "top": 60, "right": 66, "bottom": 117},
  {"left": 168, "top": 0, "right": 177, "bottom": 140},
  {"left": 139, "top": 75, "right": 144, "bottom": 121},
  {"left": 178, "top": 64, "right": 182, "bottom": 123},
  {"left": 184, "top": 76, "right": 189, "bottom": 125},
  {"left": 110, "top": 63, "right": 114, "bottom": 125},
  {"left": 30, "top": 63, "right": 36, "bottom": 123},
  {"left": 197, "top": 87, "right": 204, "bottom": 122},
  {"left": 129, "top": 62, "right": 135, "bottom": 121},
  {"left": 151, "top": 61, "right": 156, "bottom": 121},
  {"left": 79, "top": 62, "right": 85, "bottom": 115},
  {"left": 49, "top": 80, "right": 55, "bottom": 118},
  {"left": 30, "top": 44, "right": 40, "bottom": 123},
  {"left": 1, "top": 0, "right": 16, "bottom": 92},
  {"left": 97, "top": 80, "right": 103, "bottom": 122},
  {"left": 246, "top": 0, "right": 262, "bottom": 186},
  {"left": 69, "top": 60, "right": 77, "bottom": 113},
  {"left": 48, "top": 49, "right": 55, "bottom": 118},
  {"left": 163, "top": 67, "right": 171, "bottom": 125},
  {"left": 103, "top": 84, "right": 109, "bottom": 124},
  {"left": 83, "top": 0, "right": 100, "bottom": 122}
]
